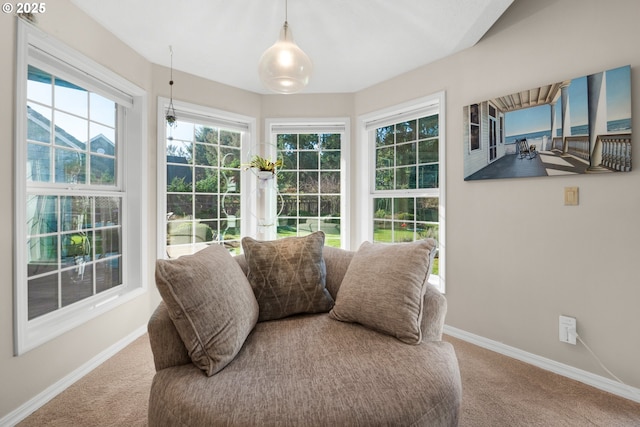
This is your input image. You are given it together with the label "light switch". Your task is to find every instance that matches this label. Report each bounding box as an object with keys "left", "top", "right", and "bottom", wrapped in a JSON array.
[{"left": 564, "top": 187, "right": 578, "bottom": 206}]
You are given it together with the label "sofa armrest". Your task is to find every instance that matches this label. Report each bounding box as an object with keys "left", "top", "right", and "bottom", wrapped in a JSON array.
[
  {"left": 147, "top": 302, "right": 192, "bottom": 371},
  {"left": 421, "top": 283, "right": 447, "bottom": 342}
]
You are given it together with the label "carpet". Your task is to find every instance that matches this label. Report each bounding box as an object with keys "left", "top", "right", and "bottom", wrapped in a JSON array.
[
  {"left": 16, "top": 334, "right": 640, "bottom": 426},
  {"left": 445, "top": 335, "right": 640, "bottom": 426}
]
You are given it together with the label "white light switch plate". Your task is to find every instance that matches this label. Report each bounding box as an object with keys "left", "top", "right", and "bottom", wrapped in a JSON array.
[{"left": 564, "top": 187, "right": 579, "bottom": 206}]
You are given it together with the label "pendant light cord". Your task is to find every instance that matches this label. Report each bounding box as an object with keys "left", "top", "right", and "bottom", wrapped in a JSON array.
[
  {"left": 168, "top": 45, "right": 175, "bottom": 111},
  {"left": 283, "top": 0, "right": 289, "bottom": 35}
]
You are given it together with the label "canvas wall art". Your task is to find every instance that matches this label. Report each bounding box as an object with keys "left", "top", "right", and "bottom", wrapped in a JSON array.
[{"left": 463, "top": 65, "right": 632, "bottom": 181}]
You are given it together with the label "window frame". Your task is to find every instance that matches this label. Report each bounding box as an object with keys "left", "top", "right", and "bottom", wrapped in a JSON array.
[
  {"left": 265, "top": 118, "right": 350, "bottom": 247},
  {"left": 356, "top": 93, "right": 446, "bottom": 292},
  {"left": 156, "top": 98, "right": 256, "bottom": 259},
  {"left": 488, "top": 102, "right": 498, "bottom": 162},
  {"left": 14, "top": 20, "right": 148, "bottom": 355}
]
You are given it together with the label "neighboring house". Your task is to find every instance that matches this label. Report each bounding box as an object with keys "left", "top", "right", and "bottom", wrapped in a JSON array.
[{"left": 27, "top": 105, "right": 116, "bottom": 183}]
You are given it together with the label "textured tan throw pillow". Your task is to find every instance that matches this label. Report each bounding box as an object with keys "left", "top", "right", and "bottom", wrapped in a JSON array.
[
  {"left": 242, "top": 231, "right": 334, "bottom": 322},
  {"left": 155, "top": 244, "right": 259, "bottom": 376},
  {"left": 330, "top": 238, "right": 437, "bottom": 344}
]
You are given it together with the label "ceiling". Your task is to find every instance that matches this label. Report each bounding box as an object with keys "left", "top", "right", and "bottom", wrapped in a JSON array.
[{"left": 70, "top": 0, "right": 514, "bottom": 94}]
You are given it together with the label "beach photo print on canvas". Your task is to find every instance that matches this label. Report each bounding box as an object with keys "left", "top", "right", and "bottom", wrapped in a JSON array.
[{"left": 463, "top": 65, "right": 632, "bottom": 181}]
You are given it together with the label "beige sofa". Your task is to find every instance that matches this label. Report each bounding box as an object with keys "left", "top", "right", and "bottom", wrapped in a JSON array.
[{"left": 148, "top": 239, "right": 462, "bottom": 426}]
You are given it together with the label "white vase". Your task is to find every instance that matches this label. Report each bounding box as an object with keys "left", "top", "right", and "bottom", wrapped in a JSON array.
[{"left": 257, "top": 171, "right": 274, "bottom": 180}]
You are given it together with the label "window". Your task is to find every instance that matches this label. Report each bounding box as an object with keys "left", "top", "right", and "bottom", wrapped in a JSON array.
[
  {"left": 469, "top": 103, "right": 480, "bottom": 151},
  {"left": 267, "top": 120, "right": 349, "bottom": 248},
  {"left": 14, "top": 21, "right": 147, "bottom": 354},
  {"left": 373, "top": 115, "right": 439, "bottom": 191},
  {"left": 158, "top": 100, "right": 254, "bottom": 258},
  {"left": 359, "top": 93, "right": 445, "bottom": 291}
]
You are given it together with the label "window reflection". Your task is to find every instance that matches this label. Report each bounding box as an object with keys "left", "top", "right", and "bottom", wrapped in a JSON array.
[
  {"left": 27, "top": 66, "right": 117, "bottom": 187},
  {"left": 25, "top": 194, "right": 123, "bottom": 320}
]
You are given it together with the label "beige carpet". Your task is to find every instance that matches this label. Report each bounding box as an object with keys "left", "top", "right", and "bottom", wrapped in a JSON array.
[
  {"left": 17, "top": 334, "right": 640, "bottom": 426},
  {"left": 18, "top": 335, "right": 153, "bottom": 427},
  {"left": 445, "top": 336, "right": 640, "bottom": 426}
]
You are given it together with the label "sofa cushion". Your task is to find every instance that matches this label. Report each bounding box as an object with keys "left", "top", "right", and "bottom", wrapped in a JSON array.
[
  {"left": 330, "top": 238, "right": 437, "bottom": 344},
  {"left": 242, "top": 231, "right": 334, "bottom": 322},
  {"left": 155, "top": 244, "right": 259, "bottom": 376}
]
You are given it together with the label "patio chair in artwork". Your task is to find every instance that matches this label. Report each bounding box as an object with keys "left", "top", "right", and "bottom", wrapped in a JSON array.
[{"left": 517, "top": 138, "right": 537, "bottom": 159}]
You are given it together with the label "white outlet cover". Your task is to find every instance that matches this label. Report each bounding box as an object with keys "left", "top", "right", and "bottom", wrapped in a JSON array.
[{"left": 559, "top": 315, "right": 577, "bottom": 345}]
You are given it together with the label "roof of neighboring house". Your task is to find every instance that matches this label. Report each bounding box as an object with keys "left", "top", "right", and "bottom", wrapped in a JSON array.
[{"left": 27, "top": 105, "right": 115, "bottom": 153}]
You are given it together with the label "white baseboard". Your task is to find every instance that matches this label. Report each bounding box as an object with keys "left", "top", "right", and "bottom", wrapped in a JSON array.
[
  {"left": 444, "top": 325, "right": 640, "bottom": 404},
  {"left": 0, "top": 325, "right": 147, "bottom": 427}
]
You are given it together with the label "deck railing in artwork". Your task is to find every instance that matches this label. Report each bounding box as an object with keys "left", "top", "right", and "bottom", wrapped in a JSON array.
[
  {"left": 565, "top": 136, "right": 590, "bottom": 161},
  {"left": 599, "top": 133, "right": 632, "bottom": 172},
  {"left": 546, "top": 134, "right": 631, "bottom": 172}
]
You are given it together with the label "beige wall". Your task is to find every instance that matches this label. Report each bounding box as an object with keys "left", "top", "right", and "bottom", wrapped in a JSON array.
[
  {"left": 2, "top": 0, "right": 639, "bottom": 420},
  {"left": 356, "top": 0, "right": 640, "bottom": 387}
]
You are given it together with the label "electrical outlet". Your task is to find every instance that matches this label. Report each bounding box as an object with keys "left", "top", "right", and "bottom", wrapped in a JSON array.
[{"left": 559, "top": 315, "right": 577, "bottom": 345}]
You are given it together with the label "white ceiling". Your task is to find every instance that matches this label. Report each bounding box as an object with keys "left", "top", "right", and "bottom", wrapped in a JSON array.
[{"left": 70, "top": 0, "right": 514, "bottom": 94}]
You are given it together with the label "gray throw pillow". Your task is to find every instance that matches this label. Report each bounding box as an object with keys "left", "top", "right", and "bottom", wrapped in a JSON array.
[
  {"left": 155, "top": 244, "right": 259, "bottom": 376},
  {"left": 329, "top": 238, "right": 437, "bottom": 344},
  {"left": 242, "top": 231, "right": 334, "bottom": 322}
]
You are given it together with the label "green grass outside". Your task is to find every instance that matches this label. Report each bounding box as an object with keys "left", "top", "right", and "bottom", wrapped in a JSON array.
[
  {"left": 276, "top": 226, "right": 437, "bottom": 274},
  {"left": 373, "top": 228, "right": 415, "bottom": 243},
  {"left": 277, "top": 227, "right": 341, "bottom": 248},
  {"left": 373, "top": 228, "right": 439, "bottom": 275}
]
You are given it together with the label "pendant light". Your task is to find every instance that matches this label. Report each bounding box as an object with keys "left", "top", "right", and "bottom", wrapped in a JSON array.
[{"left": 258, "top": 0, "right": 312, "bottom": 94}]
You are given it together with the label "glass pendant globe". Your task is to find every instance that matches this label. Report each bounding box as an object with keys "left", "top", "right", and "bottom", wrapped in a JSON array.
[{"left": 258, "top": 22, "right": 313, "bottom": 94}]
